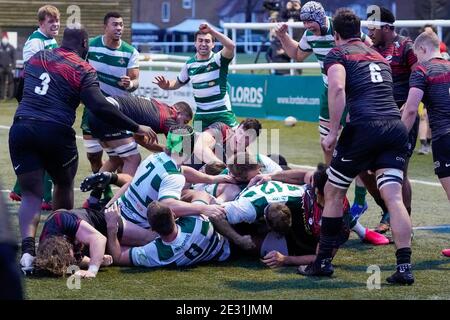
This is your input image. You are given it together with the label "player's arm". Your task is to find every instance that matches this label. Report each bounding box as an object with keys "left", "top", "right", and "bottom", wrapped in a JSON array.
[
  {"left": 199, "top": 23, "right": 235, "bottom": 60},
  {"left": 402, "top": 88, "right": 424, "bottom": 131},
  {"left": 323, "top": 63, "right": 346, "bottom": 152},
  {"left": 248, "top": 168, "right": 312, "bottom": 187},
  {"left": 275, "top": 23, "right": 311, "bottom": 62},
  {"left": 133, "top": 134, "right": 165, "bottom": 152},
  {"left": 153, "top": 76, "right": 184, "bottom": 90},
  {"left": 403, "top": 67, "right": 426, "bottom": 131},
  {"left": 104, "top": 203, "right": 133, "bottom": 266},
  {"left": 74, "top": 220, "right": 107, "bottom": 277},
  {"left": 261, "top": 250, "right": 316, "bottom": 268},
  {"left": 158, "top": 174, "right": 226, "bottom": 217},
  {"left": 181, "top": 165, "right": 235, "bottom": 185},
  {"left": 194, "top": 130, "right": 223, "bottom": 164}
]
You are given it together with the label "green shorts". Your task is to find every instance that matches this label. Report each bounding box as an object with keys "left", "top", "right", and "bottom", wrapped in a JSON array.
[
  {"left": 81, "top": 107, "right": 92, "bottom": 136},
  {"left": 193, "top": 110, "right": 238, "bottom": 132},
  {"left": 318, "top": 88, "right": 348, "bottom": 138}
]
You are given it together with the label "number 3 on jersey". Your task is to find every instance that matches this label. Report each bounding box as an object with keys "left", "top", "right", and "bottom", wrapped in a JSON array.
[
  {"left": 369, "top": 63, "right": 383, "bottom": 83},
  {"left": 34, "top": 72, "right": 50, "bottom": 95}
]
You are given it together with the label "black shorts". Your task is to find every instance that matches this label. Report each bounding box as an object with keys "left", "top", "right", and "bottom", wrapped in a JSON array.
[
  {"left": 9, "top": 118, "right": 78, "bottom": 175},
  {"left": 88, "top": 110, "right": 133, "bottom": 141},
  {"left": 396, "top": 101, "right": 419, "bottom": 159},
  {"left": 432, "top": 134, "right": 450, "bottom": 179},
  {"left": 328, "top": 119, "right": 408, "bottom": 188}
]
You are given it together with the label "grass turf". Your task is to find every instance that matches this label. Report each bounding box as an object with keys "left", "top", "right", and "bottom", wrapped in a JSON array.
[{"left": 1, "top": 100, "right": 449, "bottom": 299}]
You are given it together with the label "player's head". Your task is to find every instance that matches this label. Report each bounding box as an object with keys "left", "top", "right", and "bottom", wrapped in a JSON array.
[
  {"left": 173, "top": 101, "right": 193, "bottom": 125},
  {"left": 227, "top": 152, "right": 261, "bottom": 183},
  {"left": 265, "top": 203, "right": 292, "bottom": 235},
  {"left": 166, "top": 124, "right": 195, "bottom": 165},
  {"left": 147, "top": 201, "right": 176, "bottom": 236},
  {"left": 38, "top": 5, "right": 60, "bottom": 38},
  {"left": 104, "top": 12, "right": 124, "bottom": 41},
  {"left": 332, "top": 9, "right": 361, "bottom": 44},
  {"left": 62, "top": 25, "right": 90, "bottom": 60},
  {"left": 299, "top": 1, "right": 327, "bottom": 36},
  {"left": 367, "top": 6, "right": 395, "bottom": 46},
  {"left": 34, "top": 236, "right": 77, "bottom": 277},
  {"left": 233, "top": 118, "right": 262, "bottom": 152},
  {"left": 194, "top": 30, "right": 215, "bottom": 58},
  {"left": 414, "top": 31, "right": 441, "bottom": 63},
  {"left": 204, "top": 161, "right": 227, "bottom": 176}
]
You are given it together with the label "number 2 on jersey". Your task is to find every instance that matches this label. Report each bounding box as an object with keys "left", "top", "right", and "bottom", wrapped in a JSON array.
[
  {"left": 34, "top": 72, "right": 50, "bottom": 95},
  {"left": 369, "top": 63, "right": 383, "bottom": 83}
]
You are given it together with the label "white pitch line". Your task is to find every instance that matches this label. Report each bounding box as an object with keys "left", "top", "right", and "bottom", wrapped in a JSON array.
[{"left": 0, "top": 125, "right": 443, "bottom": 187}]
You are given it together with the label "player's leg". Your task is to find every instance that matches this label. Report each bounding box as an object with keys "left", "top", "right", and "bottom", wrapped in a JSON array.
[
  {"left": 117, "top": 216, "right": 158, "bottom": 246},
  {"left": 47, "top": 156, "right": 78, "bottom": 211},
  {"left": 376, "top": 168, "right": 414, "bottom": 285},
  {"left": 103, "top": 137, "right": 141, "bottom": 177},
  {"left": 41, "top": 171, "right": 53, "bottom": 210}
]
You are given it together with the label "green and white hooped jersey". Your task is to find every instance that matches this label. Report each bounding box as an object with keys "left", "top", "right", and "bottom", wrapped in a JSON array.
[
  {"left": 129, "top": 215, "right": 230, "bottom": 267},
  {"left": 298, "top": 16, "right": 335, "bottom": 87},
  {"left": 23, "top": 29, "right": 58, "bottom": 62},
  {"left": 88, "top": 35, "right": 140, "bottom": 96},
  {"left": 224, "top": 181, "right": 305, "bottom": 224},
  {"left": 177, "top": 51, "right": 233, "bottom": 115},
  {"left": 117, "top": 152, "right": 185, "bottom": 228}
]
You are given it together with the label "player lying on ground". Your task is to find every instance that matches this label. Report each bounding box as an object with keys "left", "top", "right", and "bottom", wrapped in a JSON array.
[
  {"left": 33, "top": 208, "right": 156, "bottom": 278},
  {"left": 84, "top": 95, "right": 193, "bottom": 209},
  {"left": 105, "top": 201, "right": 231, "bottom": 268}
]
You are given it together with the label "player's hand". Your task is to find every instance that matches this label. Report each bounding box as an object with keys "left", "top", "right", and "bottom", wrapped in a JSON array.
[
  {"left": 247, "top": 174, "right": 271, "bottom": 187},
  {"left": 199, "top": 23, "right": 213, "bottom": 34},
  {"left": 119, "top": 75, "right": 132, "bottom": 89},
  {"left": 75, "top": 270, "right": 97, "bottom": 278},
  {"left": 261, "top": 250, "right": 286, "bottom": 268},
  {"left": 213, "top": 174, "right": 236, "bottom": 184},
  {"left": 321, "top": 134, "right": 337, "bottom": 153},
  {"left": 153, "top": 75, "right": 171, "bottom": 90},
  {"left": 236, "top": 235, "right": 256, "bottom": 251},
  {"left": 104, "top": 202, "right": 120, "bottom": 229},
  {"left": 101, "top": 255, "right": 113, "bottom": 267},
  {"left": 274, "top": 23, "right": 289, "bottom": 38},
  {"left": 202, "top": 204, "right": 226, "bottom": 219},
  {"left": 136, "top": 125, "right": 158, "bottom": 144}
]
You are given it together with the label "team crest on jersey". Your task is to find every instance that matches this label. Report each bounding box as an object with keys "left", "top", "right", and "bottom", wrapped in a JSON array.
[
  {"left": 385, "top": 55, "right": 393, "bottom": 63},
  {"left": 118, "top": 58, "right": 126, "bottom": 65}
]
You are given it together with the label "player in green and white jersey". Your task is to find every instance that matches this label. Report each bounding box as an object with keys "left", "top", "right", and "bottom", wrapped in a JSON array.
[
  {"left": 275, "top": 1, "right": 370, "bottom": 217},
  {"left": 105, "top": 201, "right": 230, "bottom": 268},
  {"left": 81, "top": 12, "right": 141, "bottom": 206},
  {"left": 9, "top": 5, "right": 60, "bottom": 211},
  {"left": 153, "top": 23, "right": 238, "bottom": 131},
  {"left": 22, "top": 5, "right": 59, "bottom": 62}
]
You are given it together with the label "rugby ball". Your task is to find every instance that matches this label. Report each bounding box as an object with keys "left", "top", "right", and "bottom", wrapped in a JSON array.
[{"left": 284, "top": 116, "right": 297, "bottom": 127}]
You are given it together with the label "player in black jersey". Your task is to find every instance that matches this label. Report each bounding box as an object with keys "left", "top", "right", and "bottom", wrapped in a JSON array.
[
  {"left": 402, "top": 31, "right": 450, "bottom": 258},
  {"left": 297, "top": 9, "right": 414, "bottom": 285}
]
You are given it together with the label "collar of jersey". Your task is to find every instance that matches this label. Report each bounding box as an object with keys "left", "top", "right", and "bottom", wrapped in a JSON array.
[
  {"left": 101, "top": 35, "right": 122, "bottom": 51},
  {"left": 161, "top": 225, "right": 182, "bottom": 245},
  {"left": 37, "top": 28, "right": 53, "bottom": 40}
]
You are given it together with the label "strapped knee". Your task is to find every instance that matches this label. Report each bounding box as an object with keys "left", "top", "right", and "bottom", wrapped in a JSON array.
[{"left": 376, "top": 169, "right": 403, "bottom": 190}]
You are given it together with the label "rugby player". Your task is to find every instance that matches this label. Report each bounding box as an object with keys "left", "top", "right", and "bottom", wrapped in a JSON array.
[
  {"left": 153, "top": 23, "right": 238, "bottom": 130},
  {"left": 402, "top": 31, "right": 450, "bottom": 258},
  {"left": 297, "top": 9, "right": 413, "bottom": 285},
  {"left": 9, "top": 26, "right": 156, "bottom": 272}
]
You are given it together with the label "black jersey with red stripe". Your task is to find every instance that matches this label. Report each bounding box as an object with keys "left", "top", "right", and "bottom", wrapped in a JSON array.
[
  {"left": 373, "top": 35, "right": 417, "bottom": 103},
  {"left": 324, "top": 39, "right": 400, "bottom": 124},
  {"left": 114, "top": 95, "right": 178, "bottom": 135},
  {"left": 39, "top": 209, "right": 106, "bottom": 243},
  {"left": 410, "top": 58, "right": 450, "bottom": 141},
  {"left": 16, "top": 48, "right": 98, "bottom": 127}
]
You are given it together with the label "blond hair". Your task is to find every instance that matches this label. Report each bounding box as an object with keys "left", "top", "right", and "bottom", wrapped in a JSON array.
[
  {"left": 38, "top": 5, "right": 60, "bottom": 22},
  {"left": 414, "top": 31, "right": 440, "bottom": 52}
]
